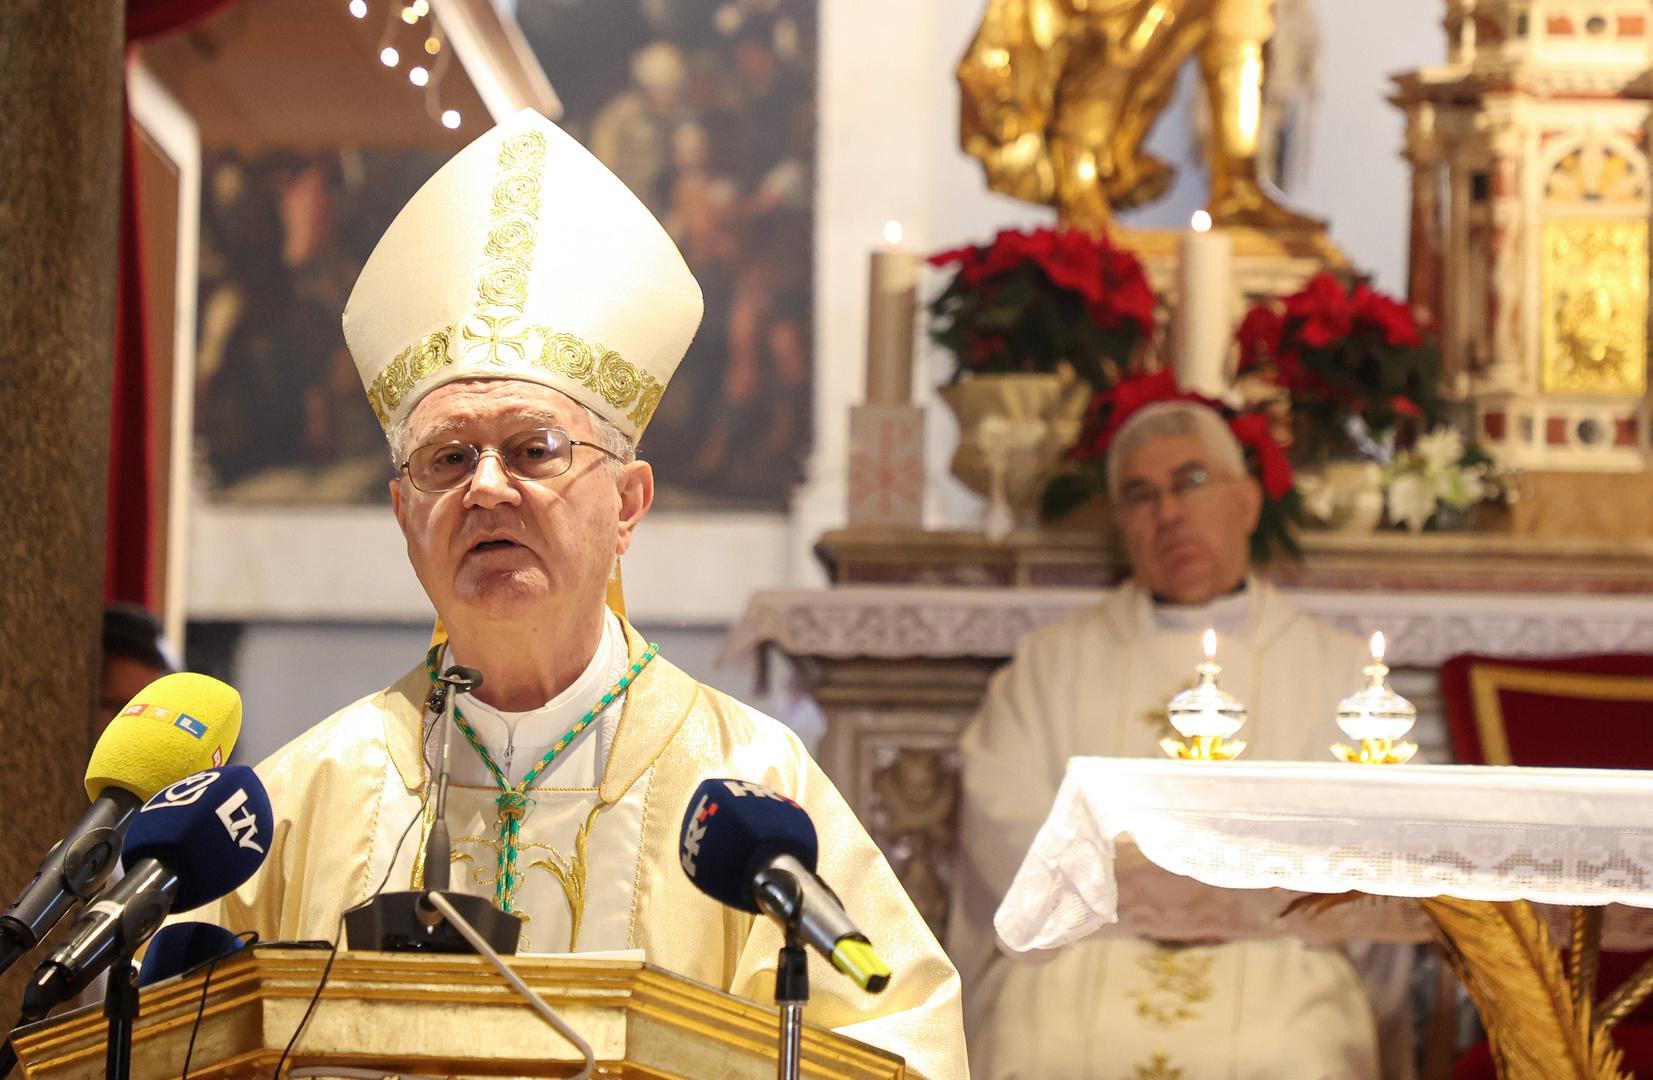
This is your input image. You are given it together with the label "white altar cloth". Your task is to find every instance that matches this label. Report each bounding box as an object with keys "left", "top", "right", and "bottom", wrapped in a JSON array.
[{"left": 995, "top": 758, "right": 1653, "bottom": 953}]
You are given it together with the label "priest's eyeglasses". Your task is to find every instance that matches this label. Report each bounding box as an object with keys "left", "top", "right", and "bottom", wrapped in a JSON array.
[
  {"left": 1116, "top": 466, "right": 1222, "bottom": 517},
  {"left": 400, "top": 427, "right": 623, "bottom": 492}
]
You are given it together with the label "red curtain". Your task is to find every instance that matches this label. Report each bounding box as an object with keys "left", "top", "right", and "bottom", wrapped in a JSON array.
[{"left": 106, "top": 0, "right": 238, "bottom": 605}]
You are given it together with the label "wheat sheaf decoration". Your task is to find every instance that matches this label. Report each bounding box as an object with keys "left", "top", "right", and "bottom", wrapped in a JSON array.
[{"left": 1418, "top": 897, "right": 1630, "bottom": 1080}]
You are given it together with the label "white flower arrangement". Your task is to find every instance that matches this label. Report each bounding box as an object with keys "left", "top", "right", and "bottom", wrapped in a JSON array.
[{"left": 1381, "top": 426, "right": 1493, "bottom": 533}]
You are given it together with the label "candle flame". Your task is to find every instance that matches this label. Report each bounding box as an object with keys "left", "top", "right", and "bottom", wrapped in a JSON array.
[
  {"left": 1203, "top": 628, "right": 1217, "bottom": 661},
  {"left": 1191, "top": 210, "right": 1213, "bottom": 233},
  {"left": 882, "top": 220, "right": 904, "bottom": 247},
  {"left": 1370, "top": 631, "right": 1386, "bottom": 663}
]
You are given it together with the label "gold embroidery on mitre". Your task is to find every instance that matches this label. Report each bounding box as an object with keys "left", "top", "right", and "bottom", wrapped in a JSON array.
[
  {"left": 595, "top": 350, "right": 642, "bottom": 407},
  {"left": 485, "top": 218, "right": 536, "bottom": 260},
  {"left": 628, "top": 381, "right": 665, "bottom": 429},
  {"left": 492, "top": 173, "right": 543, "bottom": 217},
  {"left": 367, "top": 383, "right": 390, "bottom": 428},
  {"left": 411, "top": 328, "right": 450, "bottom": 380},
  {"left": 497, "top": 130, "right": 546, "bottom": 169},
  {"left": 364, "top": 120, "right": 670, "bottom": 434},
  {"left": 459, "top": 312, "right": 533, "bottom": 367},
  {"left": 366, "top": 322, "right": 667, "bottom": 434},
  {"left": 544, "top": 331, "right": 596, "bottom": 380},
  {"left": 474, "top": 131, "right": 542, "bottom": 320},
  {"left": 380, "top": 351, "right": 414, "bottom": 412},
  {"left": 478, "top": 263, "right": 531, "bottom": 309}
]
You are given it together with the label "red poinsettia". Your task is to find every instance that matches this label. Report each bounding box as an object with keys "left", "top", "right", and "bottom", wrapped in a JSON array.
[
  {"left": 1234, "top": 272, "right": 1440, "bottom": 460},
  {"left": 929, "top": 227, "right": 1158, "bottom": 391},
  {"left": 1283, "top": 272, "right": 1355, "bottom": 348},
  {"left": 1352, "top": 285, "right": 1421, "bottom": 348},
  {"left": 1046, "top": 369, "right": 1302, "bottom": 562},
  {"left": 1070, "top": 369, "right": 1206, "bottom": 458},
  {"left": 1228, "top": 413, "right": 1294, "bottom": 501}
]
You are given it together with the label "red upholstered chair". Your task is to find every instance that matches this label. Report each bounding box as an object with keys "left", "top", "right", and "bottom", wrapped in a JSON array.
[{"left": 1439, "top": 653, "right": 1653, "bottom": 1080}]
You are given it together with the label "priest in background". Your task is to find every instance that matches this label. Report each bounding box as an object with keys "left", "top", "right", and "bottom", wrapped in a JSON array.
[
  {"left": 948, "top": 401, "right": 1401, "bottom": 1079},
  {"left": 189, "top": 109, "right": 966, "bottom": 1079}
]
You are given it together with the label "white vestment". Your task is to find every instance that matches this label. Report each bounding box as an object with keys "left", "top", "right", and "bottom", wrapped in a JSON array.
[
  {"left": 949, "top": 579, "right": 1389, "bottom": 1080},
  {"left": 187, "top": 617, "right": 968, "bottom": 1079}
]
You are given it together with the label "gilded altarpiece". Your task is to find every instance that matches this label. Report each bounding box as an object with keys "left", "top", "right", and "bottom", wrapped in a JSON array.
[{"left": 1394, "top": 0, "right": 1653, "bottom": 472}]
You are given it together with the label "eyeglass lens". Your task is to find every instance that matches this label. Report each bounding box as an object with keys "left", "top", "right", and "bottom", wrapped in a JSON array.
[
  {"left": 1121, "top": 467, "right": 1211, "bottom": 513},
  {"left": 407, "top": 428, "right": 573, "bottom": 491}
]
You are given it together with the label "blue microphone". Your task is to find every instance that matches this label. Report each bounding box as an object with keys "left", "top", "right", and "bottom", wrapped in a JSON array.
[
  {"left": 679, "top": 778, "right": 818, "bottom": 911},
  {"left": 22, "top": 766, "right": 271, "bottom": 1012},
  {"left": 137, "top": 922, "right": 247, "bottom": 988},
  {"left": 679, "top": 779, "right": 889, "bottom": 993}
]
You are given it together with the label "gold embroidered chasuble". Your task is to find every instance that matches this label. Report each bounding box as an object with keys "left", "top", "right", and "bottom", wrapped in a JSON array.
[
  {"left": 189, "top": 620, "right": 967, "bottom": 1080},
  {"left": 949, "top": 580, "right": 1387, "bottom": 1080}
]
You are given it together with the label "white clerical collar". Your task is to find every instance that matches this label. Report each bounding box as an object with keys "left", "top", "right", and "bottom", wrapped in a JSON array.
[
  {"left": 1148, "top": 580, "right": 1254, "bottom": 634},
  {"left": 452, "top": 611, "right": 626, "bottom": 752}
]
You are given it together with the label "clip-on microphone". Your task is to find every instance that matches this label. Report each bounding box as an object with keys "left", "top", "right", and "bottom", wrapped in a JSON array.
[{"left": 344, "top": 665, "right": 521, "bottom": 954}]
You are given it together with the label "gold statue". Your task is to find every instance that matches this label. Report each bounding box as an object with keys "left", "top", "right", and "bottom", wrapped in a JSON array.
[{"left": 958, "top": 0, "right": 1318, "bottom": 234}]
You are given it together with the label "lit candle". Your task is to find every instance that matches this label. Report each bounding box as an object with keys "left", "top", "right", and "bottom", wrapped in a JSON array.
[
  {"left": 1333, "top": 628, "right": 1419, "bottom": 762},
  {"left": 1164, "top": 626, "right": 1248, "bottom": 754},
  {"left": 865, "top": 220, "right": 920, "bottom": 405},
  {"left": 1174, "top": 210, "right": 1233, "bottom": 397}
]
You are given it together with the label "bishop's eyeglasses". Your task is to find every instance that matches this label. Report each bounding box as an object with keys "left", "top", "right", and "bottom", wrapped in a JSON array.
[{"left": 399, "top": 427, "right": 623, "bottom": 492}]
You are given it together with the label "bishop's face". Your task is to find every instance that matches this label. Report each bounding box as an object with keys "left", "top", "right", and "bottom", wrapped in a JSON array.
[
  {"left": 1114, "top": 433, "right": 1260, "bottom": 604},
  {"left": 389, "top": 379, "right": 651, "bottom": 627}
]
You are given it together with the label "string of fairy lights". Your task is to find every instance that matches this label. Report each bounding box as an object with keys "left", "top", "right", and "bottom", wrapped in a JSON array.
[{"left": 348, "top": 0, "right": 463, "bottom": 130}]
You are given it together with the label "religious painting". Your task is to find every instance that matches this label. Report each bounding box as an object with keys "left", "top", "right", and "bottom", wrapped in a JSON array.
[
  {"left": 516, "top": 0, "right": 817, "bottom": 510},
  {"left": 194, "top": 147, "right": 447, "bottom": 503}
]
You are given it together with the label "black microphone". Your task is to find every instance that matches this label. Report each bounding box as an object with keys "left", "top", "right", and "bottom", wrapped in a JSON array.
[
  {"left": 342, "top": 664, "right": 519, "bottom": 957},
  {"left": 0, "top": 673, "right": 243, "bottom": 973},
  {"left": 679, "top": 778, "right": 891, "bottom": 993},
  {"left": 423, "top": 665, "right": 483, "bottom": 894},
  {"left": 21, "top": 766, "right": 272, "bottom": 1016}
]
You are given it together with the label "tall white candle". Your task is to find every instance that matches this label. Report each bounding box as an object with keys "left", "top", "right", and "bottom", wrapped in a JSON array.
[
  {"left": 1175, "top": 210, "right": 1233, "bottom": 396},
  {"left": 866, "top": 220, "right": 920, "bottom": 405}
]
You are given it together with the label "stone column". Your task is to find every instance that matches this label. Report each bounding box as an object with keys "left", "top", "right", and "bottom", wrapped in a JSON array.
[
  {"left": 0, "top": 0, "right": 125, "bottom": 1019},
  {"left": 1402, "top": 102, "right": 1445, "bottom": 335}
]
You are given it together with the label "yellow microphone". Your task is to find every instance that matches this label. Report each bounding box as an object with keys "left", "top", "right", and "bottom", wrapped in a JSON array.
[
  {"left": 0, "top": 673, "right": 242, "bottom": 973},
  {"left": 84, "top": 672, "right": 242, "bottom": 801}
]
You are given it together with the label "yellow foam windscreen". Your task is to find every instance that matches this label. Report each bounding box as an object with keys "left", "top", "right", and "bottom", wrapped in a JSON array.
[{"left": 84, "top": 672, "right": 243, "bottom": 802}]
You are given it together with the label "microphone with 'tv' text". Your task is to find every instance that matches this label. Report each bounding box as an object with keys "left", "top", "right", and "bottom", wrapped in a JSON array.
[
  {"left": 22, "top": 765, "right": 272, "bottom": 1016},
  {"left": 679, "top": 778, "right": 891, "bottom": 994},
  {"left": 0, "top": 673, "right": 243, "bottom": 976}
]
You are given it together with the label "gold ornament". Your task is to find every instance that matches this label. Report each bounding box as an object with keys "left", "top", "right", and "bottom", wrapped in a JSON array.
[
  {"left": 956, "top": 0, "right": 1320, "bottom": 233},
  {"left": 1542, "top": 219, "right": 1648, "bottom": 397}
]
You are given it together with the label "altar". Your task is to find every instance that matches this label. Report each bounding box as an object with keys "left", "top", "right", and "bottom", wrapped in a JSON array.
[
  {"left": 728, "top": 529, "right": 1653, "bottom": 935},
  {"left": 994, "top": 757, "right": 1653, "bottom": 1078}
]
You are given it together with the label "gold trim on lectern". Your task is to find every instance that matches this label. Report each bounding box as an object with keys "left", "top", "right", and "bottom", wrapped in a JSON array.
[{"left": 11, "top": 949, "right": 906, "bottom": 1079}]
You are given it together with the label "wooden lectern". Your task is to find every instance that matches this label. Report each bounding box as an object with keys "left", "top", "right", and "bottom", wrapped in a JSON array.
[{"left": 9, "top": 948, "right": 906, "bottom": 1079}]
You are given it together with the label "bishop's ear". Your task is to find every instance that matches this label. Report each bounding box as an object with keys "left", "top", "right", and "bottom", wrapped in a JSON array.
[{"left": 615, "top": 460, "right": 654, "bottom": 556}]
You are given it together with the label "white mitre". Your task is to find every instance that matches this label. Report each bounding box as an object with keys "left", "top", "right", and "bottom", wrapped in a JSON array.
[{"left": 343, "top": 109, "right": 703, "bottom": 442}]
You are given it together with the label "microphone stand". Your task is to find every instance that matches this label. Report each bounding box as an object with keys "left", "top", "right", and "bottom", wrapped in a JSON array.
[
  {"left": 755, "top": 868, "right": 808, "bottom": 1080},
  {"left": 102, "top": 951, "right": 138, "bottom": 1080},
  {"left": 342, "top": 666, "right": 521, "bottom": 956},
  {"left": 421, "top": 667, "right": 466, "bottom": 897}
]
